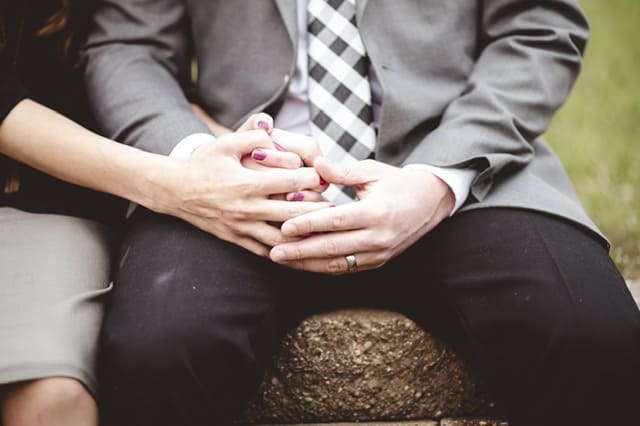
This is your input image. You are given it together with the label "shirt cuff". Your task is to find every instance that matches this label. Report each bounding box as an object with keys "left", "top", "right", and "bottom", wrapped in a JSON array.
[
  {"left": 403, "top": 164, "right": 478, "bottom": 215},
  {"left": 169, "top": 133, "right": 216, "bottom": 159}
]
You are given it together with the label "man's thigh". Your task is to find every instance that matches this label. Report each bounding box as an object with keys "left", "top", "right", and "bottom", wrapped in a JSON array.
[
  {"left": 393, "top": 207, "right": 640, "bottom": 424},
  {"left": 99, "top": 209, "right": 288, "bottom": 424},
  {"left": 106, "top": 208, "right": 286, "bottom": 348}
]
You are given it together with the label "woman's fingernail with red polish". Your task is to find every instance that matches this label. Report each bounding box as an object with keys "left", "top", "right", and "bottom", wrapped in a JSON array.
[
  {"left": 273, "top": 141, "right": 286, "bottom": 152},
  {"left": 319, "top": 176, "right": 327, "bottom": 185},
  {"left": 252, "top": 150, "right": 267, "bottom": 161},
  {"left": 290, "top": 192, "right": 305, "bottom": 202},
  {"left": 257, "top": 120, "right": 270, "bottom": 131}
]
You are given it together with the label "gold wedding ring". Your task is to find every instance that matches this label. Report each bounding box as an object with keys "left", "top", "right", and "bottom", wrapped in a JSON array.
[{"left": 345, "top": 254, "right": 358, "bottom": 273}]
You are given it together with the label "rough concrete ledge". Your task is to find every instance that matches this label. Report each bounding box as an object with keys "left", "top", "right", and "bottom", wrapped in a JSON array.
[
  {"left": 240, "top": 282, "right": 639, "bottom": 425},
  {"left": 243, "top": 310, "right": 503, "bottom": 425},
  {"left": 267, "top": 421, "right": 508, "bottom": 426},
  {"left": 440, "top": 419, "right": 509, "bottom": 426}
]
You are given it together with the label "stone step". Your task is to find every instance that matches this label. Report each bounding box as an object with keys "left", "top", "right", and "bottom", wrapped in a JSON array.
[
  {"left": 266, "top": 420, "right": 508, "bottom": 426},
  {"left": 243, "top": 281, "right": 639, "bottom": 425},
  {"left": 243, "top": 310, "right": 503, "bottom": 425},
  {"left": 273, "top": 422, "right": 438, "bottom": 426}
]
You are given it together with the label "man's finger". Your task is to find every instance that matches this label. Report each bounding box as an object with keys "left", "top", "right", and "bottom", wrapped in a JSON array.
[
  {"left": 272, "top": 250, "right": 379, "bottom": 275},
  {"left": 270, "top": 229, "right": 370, "bottom": 262},
  {"left": 270, "top": 129, "right": 322, "bottom": 166},
  {"left": 285, "top": 190, "right": 327, "bottom": 202},
  {"left": 314, "top": 157, "right": 382, "bottom": 186},
  {"left": 247, "top": 149, "right": 305, "bottom": 169},
  {"left": 236, "top": 221, "right": 298, "bottom": 247},
  {"left": 246, "top": 198, "right": 334, "bottom": 223},
  {"left": 279, "top": 202, "right": 368, "bottom": 236},
  {"left": 254, "top": 167, "right": 327, "bottom": 195}
]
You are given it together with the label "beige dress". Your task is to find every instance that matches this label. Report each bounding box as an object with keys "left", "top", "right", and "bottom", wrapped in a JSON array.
[{"left": 0, "top": 207, "right": 113, "bottom": 396}]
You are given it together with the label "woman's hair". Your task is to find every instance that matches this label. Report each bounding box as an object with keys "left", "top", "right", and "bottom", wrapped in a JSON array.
[
  {"left": 38, "top": 0, "right": 71, "bottom": 36},
  {"left": 0, "top": 0, "right": 80, "bottom": 58},
  {"left": 37, "top": 0, "right": 76, "bottom": 57}
]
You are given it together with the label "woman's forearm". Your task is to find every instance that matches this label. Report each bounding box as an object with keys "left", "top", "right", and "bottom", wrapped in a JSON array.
[{"left": 0, "top": 99, "right": 181, "bottom": 212}]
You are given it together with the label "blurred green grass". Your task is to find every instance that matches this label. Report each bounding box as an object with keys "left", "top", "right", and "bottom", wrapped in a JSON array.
[{"left": 545, "top": 0, "right": 640, "bottom": 279}]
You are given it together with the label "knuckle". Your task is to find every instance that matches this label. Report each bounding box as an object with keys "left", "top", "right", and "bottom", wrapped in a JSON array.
[
  {"left": 286, "top": 153, "right": 304, "bottom": 168},
  {"left": 375, "top": 231, "right": 395, "bottom": 249},
  {"left": 270, "top": 233, "right": 287, "bottom": 246},
  {"left": 287, "top": 172, "right": 302, "bottom": 189},
  {"left": 309, "top": 142, "right": 320, "bottom": 156},
  {"left": 368, "top": 204, "right": 388, "bottom": 221},
  {"left": 372, "top": 256, "right": 387, "bottom": 269},
  {"left": 287, "top": 204, "right": 304, "bottom": 219},
  {"left": 231, "top": 210, "right": 249, "bottom": 221},
  {"left": 370, "top": 234, "right": 387, "bottom": 250},
  {"left": 296, "top": 220, "right": 312, "bottom": 235},
  {"left": 225, "top": 220, "right": 242, "bottom": 233},
  {"left": 267, "top": 233, "right": 281, "bottom": 245},
  {"left": 231, "top": 177, "right": 255, "bottom": 197},
  {"left": 257, "top": 131, "right": 273, "bottom": 143},
  {"left": 327, "top": 259, "right": 344, "bottom": 274},
  {"left": 247, "top": 129, "right": 271, "bottom": 145},
  {"left": 330, "top": 213, "right": 347, "bottom": 230},
  {"left": 337, "top": 164, "right": 351, "bottom": 180},
  {"left": 228, "top": 201, "right": 250, "bottom": 220},
  {"left": 322, "top": 240, "right": 340, "bottom": 257},
  {"left": 292, "top": 246, "right": 304, "bottom": 261}
]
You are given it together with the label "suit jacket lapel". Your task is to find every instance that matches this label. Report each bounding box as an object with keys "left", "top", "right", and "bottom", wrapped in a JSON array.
[
  {"left": 356, "top": 0, "right": 369, "bottom": 25},
  {"left": 274, "top": 0, "right": 297, "bottom": 46}
]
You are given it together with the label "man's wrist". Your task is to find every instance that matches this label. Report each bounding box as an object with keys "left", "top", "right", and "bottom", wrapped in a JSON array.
[
  {"left": 170, "top": 133, "right": 217, "bottom": 159},
  {"left": 403, "top": 164, "right": 477, "bottom": 215}
]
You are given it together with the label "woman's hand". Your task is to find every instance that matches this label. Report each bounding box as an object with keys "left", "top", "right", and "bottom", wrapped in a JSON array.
[
  {"left": 192, "top": 105, "right": 328, "bottom": 201},
  {"left": 244, "top": 129, "right": 328, "bottom": 201},
  {"left": 152, "top": 128, "right": 332, "bottom": 257},
  {"left": 269, "top": 157, "right": 455, "bottom": 274}
]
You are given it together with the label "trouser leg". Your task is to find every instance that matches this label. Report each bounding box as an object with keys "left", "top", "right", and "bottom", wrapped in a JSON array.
[
  {"left": 98, "top": 207, "right": 640, "bottom": 425},
  {"left": 395, "top": 208, "right": 640, "bottom": 425},
  {"left": 98, "top": 210, "right": 285, "bottom": 426}
]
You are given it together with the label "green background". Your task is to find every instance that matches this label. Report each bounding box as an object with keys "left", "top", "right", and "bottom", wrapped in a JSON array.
[{"left": 545, "top": 0, "right": 640, "bottom": 279}]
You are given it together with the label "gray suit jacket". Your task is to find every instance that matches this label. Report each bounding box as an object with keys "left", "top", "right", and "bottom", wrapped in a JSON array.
[{"left": 83, "top": 0, "right": 604, "bottom": 241}]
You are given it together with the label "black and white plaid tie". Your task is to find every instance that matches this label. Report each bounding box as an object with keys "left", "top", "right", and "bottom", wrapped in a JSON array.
[{"left": 307, "top": 0, "right": 376, "bottom": 203}]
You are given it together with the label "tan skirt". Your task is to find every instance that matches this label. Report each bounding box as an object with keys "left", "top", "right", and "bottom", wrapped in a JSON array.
[{"left": 0, "top": 207, "right": 113, "bottom": 396}]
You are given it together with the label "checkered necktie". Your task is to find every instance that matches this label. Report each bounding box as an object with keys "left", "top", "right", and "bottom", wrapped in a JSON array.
[{"left": 307, "top": 0, "right": 376, "bottom": 203}]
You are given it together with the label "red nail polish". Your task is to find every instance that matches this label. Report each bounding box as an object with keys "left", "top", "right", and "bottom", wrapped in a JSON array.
[
  {"left": 319, "top": 176, "right": 327, "bottom": 186},
  {"left": 257, "top": 120, "right": 270, "bottom": 131},
  {"left": 273, "top": 141, "right": 286, "bottom": 152},
  {"left": 252, "top": 150, "right": 267, "bottom": 161},
  {"left": 291, "top": 192, "right": 304, "bottom": 202}
]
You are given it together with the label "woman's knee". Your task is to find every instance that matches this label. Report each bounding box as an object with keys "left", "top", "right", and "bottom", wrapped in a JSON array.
[{"left": 2, "top": 377, "right": 96, "bottom": 425}]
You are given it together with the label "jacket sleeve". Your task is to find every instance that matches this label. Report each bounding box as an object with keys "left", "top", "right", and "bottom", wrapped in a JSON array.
[
  {"left": 82, "top": 0, "right": 211, "bottom": 155},
  {"left": 402, "top": 0, "right": 590, "bottom": 201},
  {"left": 0, "top": 53, "right": 28, "bottom": 124}
]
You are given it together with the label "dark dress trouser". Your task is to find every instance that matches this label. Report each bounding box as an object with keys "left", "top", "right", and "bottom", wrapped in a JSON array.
[{"left": 98, "top": 207, "right": 640, "bottom": 426}]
